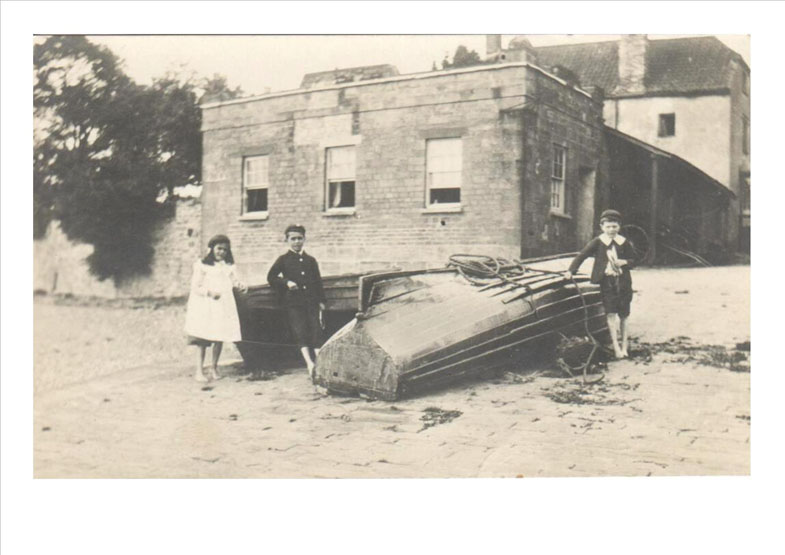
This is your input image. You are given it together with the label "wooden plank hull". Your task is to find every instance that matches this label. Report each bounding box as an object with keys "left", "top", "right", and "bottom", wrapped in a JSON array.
[
  {"left": 313, "top": 259, "right": 608, "bottom": 400},
  {"left": 234, "top": 273, "right": 364, "bottom": 367}
]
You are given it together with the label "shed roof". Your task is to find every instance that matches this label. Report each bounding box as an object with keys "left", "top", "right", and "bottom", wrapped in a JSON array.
[{"left": 604, "top": 126, "right": 735, "bottom": 198}]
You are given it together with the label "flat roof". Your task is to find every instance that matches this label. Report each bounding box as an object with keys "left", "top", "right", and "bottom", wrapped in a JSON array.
[{"left": 200, "top": 61, "right": 593, "bottom": 110}]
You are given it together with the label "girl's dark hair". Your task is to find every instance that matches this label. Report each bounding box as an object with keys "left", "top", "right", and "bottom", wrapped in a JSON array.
[{"left": 202, "top": 234, "right": 235, "bottom": 265}]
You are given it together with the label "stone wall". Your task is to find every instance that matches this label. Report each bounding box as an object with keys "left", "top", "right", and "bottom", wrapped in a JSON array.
[
  {"left": 117, "top": 198, "right": 202, "bottom": 298},
  {"left": 33, "top": 198, "right": 202, "bottom": 298},
  {"left": 33, "top": 221, "right": 117, "bottom": 298},
  {"left": 519, "top": 70, "right": 606, "bottom": 258}
]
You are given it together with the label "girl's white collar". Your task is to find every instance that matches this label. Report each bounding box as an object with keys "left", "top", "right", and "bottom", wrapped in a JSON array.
[{"left": 599, "top": 233, "right": 626, "bottom": 246}]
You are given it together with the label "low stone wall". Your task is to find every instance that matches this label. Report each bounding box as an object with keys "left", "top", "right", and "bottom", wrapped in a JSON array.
[{"left": 33, "top": 198, "right": 202, "bottom": 299}]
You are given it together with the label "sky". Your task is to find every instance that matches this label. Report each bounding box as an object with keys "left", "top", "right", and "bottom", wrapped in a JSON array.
[{"left": 89, "top": 34, "right": 751, "bottom": 98}]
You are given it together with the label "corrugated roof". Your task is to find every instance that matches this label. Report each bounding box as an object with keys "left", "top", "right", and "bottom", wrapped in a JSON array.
[{"left": 536, "top": 36, "right": 745, "bottom": 96}]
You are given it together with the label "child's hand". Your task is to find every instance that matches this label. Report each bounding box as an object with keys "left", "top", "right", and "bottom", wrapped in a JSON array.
[
  {"left": 318, "top": 302, "right": 326, "bottom": 311},
  {"left": 286, "top": 280, "right": 298, "bottom": 290},
  {"left": 235, "top": 282, "right": 248, "bottom": 294},
  {"left": 563, "top": 271, "right": 573, "bottom": 280},
  {"left": 208, "top": 290, "right": 221, "bottom": 299},
  {"left": 616, "top": 259, "right": 627, "bottom": 267}
]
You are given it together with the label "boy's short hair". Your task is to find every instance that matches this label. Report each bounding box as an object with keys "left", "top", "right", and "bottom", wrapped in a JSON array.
[
  {"left": 600, "top": 209, "right": 622, "bottom": 224},
  {"left": 285, "top": 224, "right": 306, "bottom": 237}
]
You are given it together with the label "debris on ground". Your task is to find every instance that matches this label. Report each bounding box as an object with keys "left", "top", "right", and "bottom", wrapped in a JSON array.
[
  {"left": 542, "top": 380, "right": 636, "bottom": 406},
  {"left": 627, "top": 337, "right": 750, "bottom": 373},
  {"left": 419, "top": 407, "right": 462, "bottom": 432},
  {"left": 735, "top": 341, "right": 751, "bottom": 352}
]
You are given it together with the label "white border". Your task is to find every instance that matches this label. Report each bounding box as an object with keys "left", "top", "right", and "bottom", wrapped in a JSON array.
[{"left": 4, "top": 2, "right": 780, "bottom": 554}]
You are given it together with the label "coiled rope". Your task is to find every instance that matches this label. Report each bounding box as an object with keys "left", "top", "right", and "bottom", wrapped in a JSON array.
[{"left": 448, "top": 254, "right": 604, "bottom": 383}]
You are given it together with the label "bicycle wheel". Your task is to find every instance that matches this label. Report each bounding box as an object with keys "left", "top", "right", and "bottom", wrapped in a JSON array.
[{"left": 621, "top": 224, "right": 651, "bottom": 262}]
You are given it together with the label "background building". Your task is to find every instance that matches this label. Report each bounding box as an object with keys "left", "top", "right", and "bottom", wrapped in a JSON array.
[
  {"left": 534, "top": 34, "right": 750, "bottom": 252},
  {"left": 200, "top": 50, "right": 605, "bottom": 280}
]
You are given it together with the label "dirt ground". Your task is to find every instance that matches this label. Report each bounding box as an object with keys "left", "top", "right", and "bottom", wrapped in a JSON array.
[{"left": 33, "top": 265, "right": 750, "bottom": 478}]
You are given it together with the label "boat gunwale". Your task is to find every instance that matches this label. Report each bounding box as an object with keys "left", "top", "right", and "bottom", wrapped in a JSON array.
[{"left": 399, "top": 290, "right": 605, "bottom": 376}]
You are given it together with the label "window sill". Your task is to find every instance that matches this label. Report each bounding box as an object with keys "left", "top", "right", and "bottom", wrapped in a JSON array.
[
  {"left": 421, "top": 205, "right": 463, "bottom": 214},
  {"left": 323, "top": 208, "right": 357, "bottom": 217},
  {"left": 549, "top": 210, "right": 572, "bottom": 220},
  {"left": 238, "top": 212, "right": 269, "bottom": 221}
]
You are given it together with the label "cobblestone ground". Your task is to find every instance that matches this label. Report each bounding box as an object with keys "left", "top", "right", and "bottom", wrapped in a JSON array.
[{"left": 33, "top": 266, "right": 750, "bottom": 478}]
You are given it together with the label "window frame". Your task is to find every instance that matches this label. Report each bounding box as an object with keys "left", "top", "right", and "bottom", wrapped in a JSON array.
[
  {"left": 742, "top": 115, "right": 750, "bottom": 155},
  {"left": 550, "top": 143, "right": 567, "bottom": 215},
  {"left": 242, "top": 154, "right": 270, "bottom": 217},
  {"left": 658, "top": 113, "right": 676, "bottom": 137},
  {"left": 325, "top": 145, "right": 357, "bottom": 214},
  {"left": 425, "top": 137, "right": 463, "bottom": 211}
]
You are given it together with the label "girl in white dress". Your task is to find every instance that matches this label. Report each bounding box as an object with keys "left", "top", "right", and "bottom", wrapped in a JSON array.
[{"left": 184, "top": 234, "right": 247, "bottom": 382}]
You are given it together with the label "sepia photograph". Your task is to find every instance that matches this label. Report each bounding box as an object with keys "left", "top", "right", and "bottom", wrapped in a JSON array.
[
  {"left": 31, "top": 31, "right": 751, "bottom": 479},
  {"left": 3, "top": 1, "right": 782, "bottom": 554}
]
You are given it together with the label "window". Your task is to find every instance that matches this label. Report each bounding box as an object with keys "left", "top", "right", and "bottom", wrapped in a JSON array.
[
  {"left": 658, "top": 113, "right": 676, "bottom": 137},
  {"left": 426, "top": 138, "right": 462, "bottom": 207},
  {"left": 243, "top": 155, "right": 269, "bottom": 214},
  {"left": 326, "top": 146, "right": 356, "bottom": 210},
  {"left": 742, "top": 115, "right": 750, "bottom": 155},
  {"left": 551, "top": 144, "right": 567, "bottom": 213},
  {"left": 741, "top": 174, "right": 750, "bottom": 215}
]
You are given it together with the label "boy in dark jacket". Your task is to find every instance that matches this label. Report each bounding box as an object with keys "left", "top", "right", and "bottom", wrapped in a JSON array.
[
  {"left": 267, "top": 224, "right": 326, "bottom": 378},
  {"left": 565, "top": 210, "right": 636, "bottom": 359}
]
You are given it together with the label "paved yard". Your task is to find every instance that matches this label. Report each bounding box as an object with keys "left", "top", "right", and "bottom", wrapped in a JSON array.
[{"left": 33, "top": 266, "right": 750, "bottom": 478}]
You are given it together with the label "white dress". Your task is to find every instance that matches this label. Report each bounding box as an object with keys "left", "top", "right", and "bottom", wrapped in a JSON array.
[{"left": 184, "top": 260, "right": 243, "bottom": 342}]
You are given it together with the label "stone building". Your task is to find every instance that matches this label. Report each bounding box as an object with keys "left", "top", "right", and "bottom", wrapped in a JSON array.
[
  {"left": 533, "top": 35, "right": 750, "bottom": 252},
  {"left": 200, "top": 46, "right": 606, "bottom": 280}
]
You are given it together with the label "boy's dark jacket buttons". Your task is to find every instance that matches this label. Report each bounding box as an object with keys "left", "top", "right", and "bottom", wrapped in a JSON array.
[{"left": 267, "top": 250, "right": 326, "bottom": 307}]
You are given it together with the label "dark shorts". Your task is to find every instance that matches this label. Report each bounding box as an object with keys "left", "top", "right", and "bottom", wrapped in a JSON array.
[
  {"left": 286, "top": 304, "right": 322, "bottom": 348},
  {"left": 600, "top": 274, "right": 633, "bottom": 318}
]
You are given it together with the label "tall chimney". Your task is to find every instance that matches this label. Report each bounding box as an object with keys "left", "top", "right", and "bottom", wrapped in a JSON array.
[
  {"left": 486, "top": 34, "right": 502, "bottom": 57},
  {"left": 615, "top": 34, "right": 648, "bottom": 95},
  {"left": 506, "top": 35, "right": 538, "bottom": 64}
]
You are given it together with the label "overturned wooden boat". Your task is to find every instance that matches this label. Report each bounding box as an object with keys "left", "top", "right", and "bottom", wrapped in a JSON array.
[
  {"left": 234, "top": 273, "right": 366, "bottom": 367},
  {"left": 313, "top": 255, "right": 609, "bottom": 400}
]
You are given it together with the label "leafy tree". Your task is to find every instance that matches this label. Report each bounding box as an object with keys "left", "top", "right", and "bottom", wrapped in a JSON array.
[
  {"left": 441, "top": 45, "right": 485, "bottom": 70},
  {"left": 33, "top": 36, "right": 242, "bottom": 281}
]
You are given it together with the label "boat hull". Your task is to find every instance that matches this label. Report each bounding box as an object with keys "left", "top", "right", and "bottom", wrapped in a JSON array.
[
  {"left": 314, "top": 261, "right": 608, "bottom": 400},
  {"left": 234, "top": 273, "right": 363, "bottom": 368}
]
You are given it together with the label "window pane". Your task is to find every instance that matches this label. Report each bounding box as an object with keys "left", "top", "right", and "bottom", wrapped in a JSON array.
[
  {"left": 551, "top": 178, "right": 564, "bottom": 211},
  {"left": 742, "top": 116, "right": 749, "bottom": 155},
  {"left": 327, "top": 146, "right": 356, "bottom": 180},
  {"left": 245, "top": 156, "right": 269, "bottom": 188},
  {"left": 430, "top": 188, "right": 461, "bottom": 205},
  {"left": 552, "top": 145, "right": 565, "bottom": 179},
  {"left": 658, "top": 114, "right": 675, "bottom": 137},
  {"left": 426, "top": 138, "right": 462, "bottom": 206},
  {"left": 246, "top": 188, "right": 268, "bottom": 212},
  {"left": 427, "top": 137, "right": 461, "bottom": 159},
  {"left": 328, "top": 180, "right": 355, "bottom": 208},
  {"left": 429, "top": 170, "right": 461, "bottom": 189},
  {"left": 427, "top": 138, "right": 462, "bottom": 172}
]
